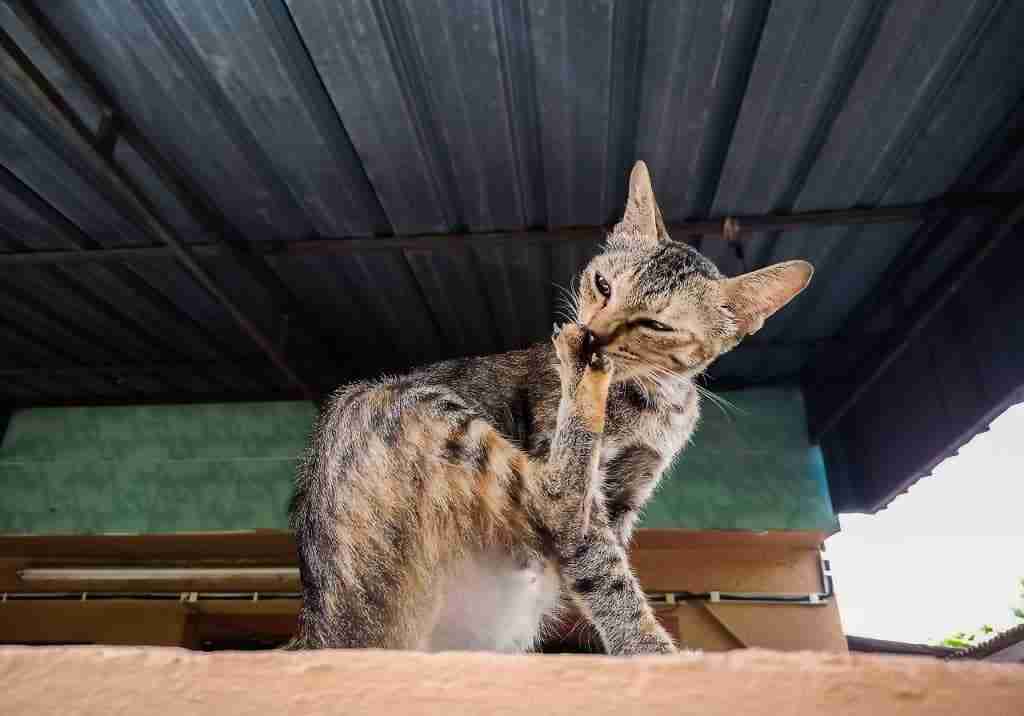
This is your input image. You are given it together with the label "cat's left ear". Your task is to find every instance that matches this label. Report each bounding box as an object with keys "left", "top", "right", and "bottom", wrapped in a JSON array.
[
  {"left": 719, "top": 261, "right": 813, "bottom": 338},
  {"left": 616, "top": 160, "right": 671, "bottom": 244}
]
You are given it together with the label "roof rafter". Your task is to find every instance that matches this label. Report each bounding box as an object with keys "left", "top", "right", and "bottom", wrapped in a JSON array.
[
  {"left": 0, "top": 13, "right": 315, "bottom": 398},
  {"left": 804, "top": 98, "right": 1024, "bottom": 445},
  {"left": 807, "top": 195, "right": 1024, "bottom": 442},
  {"left": 0, "top": 193, "right": 1018, "bottom": 268}
]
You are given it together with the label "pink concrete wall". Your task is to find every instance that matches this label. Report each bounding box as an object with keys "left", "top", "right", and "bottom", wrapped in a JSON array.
[{"left": 3, "top": 646, "right": 1022, "bottom": 715}]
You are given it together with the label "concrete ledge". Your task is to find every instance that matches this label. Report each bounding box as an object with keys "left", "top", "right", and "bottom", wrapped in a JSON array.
[{"left": 3, "top": 647, "right": 1022, "bottom": 715}]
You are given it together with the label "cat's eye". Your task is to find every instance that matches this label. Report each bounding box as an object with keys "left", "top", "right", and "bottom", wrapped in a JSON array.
[
  {"left": 637, "top": 319, "right": 673, "bottom": 332},
  {"left": 594, "top": 272, "right": 611, "bottom": 299}
]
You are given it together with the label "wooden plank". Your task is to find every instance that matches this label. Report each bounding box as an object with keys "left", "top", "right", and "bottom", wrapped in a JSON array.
[
  {"left": 705, "top": 600, "right": 848, "bottom": 653},
  {"left": 0, "top": 598, "right": 301, "bottom": 647},
  {"left": 2, "top": 530, "right": 828, "bottom": 595},
  {"left": 632, "top": 529, "right": 826, "bottom": 551},
  {"left": 0, "top": 601, "right": 188, "bottom": 646},
  {"left": 660, "top": 603, "right": 744, "bottom": 652},
  {"left": 631, "top": 545, "right": 823, "bottom": 593},
  {"left": 0, "top": 531, "right": 298, "bottom": 560}
]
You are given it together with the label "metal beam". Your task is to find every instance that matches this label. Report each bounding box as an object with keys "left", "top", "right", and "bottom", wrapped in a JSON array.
[
  {"left": 0, "top": 20, "right": 314, "bottom": 398},
  {"left": 0, "top": 336, "right": 822, "bottom": 411},
  {"left": 7, "top": 390, "right": 311, "bottom": 410},
  {"left": 807, "top": 197, "right": 1024, "bottom": 442},
  {"left": 0, "top": 336, "right": 827, "bottom": 383},
  {"left": 8, "top": 378, "right": 805, "bottom": 409},
  {"left": 0, "top": 193, "right": 1018, "bottom": 268}
]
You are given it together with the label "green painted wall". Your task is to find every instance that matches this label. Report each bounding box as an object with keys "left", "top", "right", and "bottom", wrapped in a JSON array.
[
  {"left": 640, "top": 387, "right": 837, "bottom": 532},
  {"left": 0, "top": 387, "right": 836, "bottom": 534},
  {"left": 0, "top": 402, "right": 309, "bottom": 534}
]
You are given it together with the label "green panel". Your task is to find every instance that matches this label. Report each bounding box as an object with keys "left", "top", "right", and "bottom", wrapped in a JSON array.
[
  {"left": 0, "top": 402, "right": 313, "bottom": 534},
  {"left": 638, "top": 386, "right": 837, "bottom": 532},
  {"left": 0, "top": 388, "right": 836, "bottom": 535}
]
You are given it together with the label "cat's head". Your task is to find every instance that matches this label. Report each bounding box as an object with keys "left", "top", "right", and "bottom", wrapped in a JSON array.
[{"left": 576, "top": 161, "right": 812, "bottom": 383}]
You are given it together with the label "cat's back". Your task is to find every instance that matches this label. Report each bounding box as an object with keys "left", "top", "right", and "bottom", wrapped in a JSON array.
[
  {"left": 293, "top": 347, "right": 552, "bottom": 534},
  {"left": 314, "top": 342, "right": 542, "bottom": 436}
]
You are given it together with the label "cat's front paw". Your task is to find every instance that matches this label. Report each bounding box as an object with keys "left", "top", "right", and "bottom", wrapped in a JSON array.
[
  {"left": 553, "top": 323, "right": 613, "bottom": 376},
  {"left": 620, "top": 630, "right": 678, "bottom": 656},
  {"left": 553, "top": 323, "right": 614, "bottom": 433},
  {"left": 552, "top": 322, "right": 588, "bottom": 370}
]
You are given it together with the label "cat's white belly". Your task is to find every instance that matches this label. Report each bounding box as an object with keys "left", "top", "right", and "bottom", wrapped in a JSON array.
[{"left": 423, "top": 550, "right": 562, "bottom": 653}]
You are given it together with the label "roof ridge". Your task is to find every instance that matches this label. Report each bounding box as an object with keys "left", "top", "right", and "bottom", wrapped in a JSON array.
[{"left": 947, "top": 622, "right": 1024, "bottom": 660}]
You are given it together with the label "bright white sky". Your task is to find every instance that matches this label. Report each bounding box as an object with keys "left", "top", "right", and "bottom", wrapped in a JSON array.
[{"left": 825, "top": 402, "right": 1024, "bottom": 644}]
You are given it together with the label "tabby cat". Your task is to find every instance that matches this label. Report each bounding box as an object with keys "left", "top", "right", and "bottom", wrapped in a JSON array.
[{"left": 289, "top": 161, "right": 812, "bottom": 655}]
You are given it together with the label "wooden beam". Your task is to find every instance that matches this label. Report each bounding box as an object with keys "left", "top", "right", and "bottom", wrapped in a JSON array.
[
  {"left": 0, "top": 528, "right": 829, "bottom": 596},
  {"left": 0, "top": 529, "right": 843, "bottom": 654},
  {"left": 0, "top": 194, "right": 1018, "bottom": 268},
  {"left": 0, "top": 601, "right": 191, "bottom": 647}
]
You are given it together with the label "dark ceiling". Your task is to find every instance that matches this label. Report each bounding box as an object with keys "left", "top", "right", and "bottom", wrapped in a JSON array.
[{"left": 1, "top": 1, "right": 1024, "bottom": 512}]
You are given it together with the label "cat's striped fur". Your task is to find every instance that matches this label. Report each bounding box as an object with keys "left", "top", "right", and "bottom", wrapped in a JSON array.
[{"left": 289, "top": 162, "right": 812, "bottom": 654}]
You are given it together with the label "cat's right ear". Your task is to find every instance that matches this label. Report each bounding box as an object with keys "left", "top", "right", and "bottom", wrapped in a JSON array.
[
  {"left": 613, "top": 161, "right": 670, "bottom": 246},
  {"left": 719, "top": 261, "right": 814, "bottom": 338}
]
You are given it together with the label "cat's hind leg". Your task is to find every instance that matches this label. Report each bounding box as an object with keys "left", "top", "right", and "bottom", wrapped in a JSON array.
[{"left": 290, "top": 379, "right": 549, "bottom": 650}]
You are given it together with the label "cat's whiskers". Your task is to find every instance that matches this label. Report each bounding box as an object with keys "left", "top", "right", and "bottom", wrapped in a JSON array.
[
  {"left": 630, "top": 366, "right": 676, "bottom": 402},
  {"left": 554, "top": 309, "right": 577, "bottom": 325},
  {"left": 642, "top": 363, "right": 743, "bottom": 420},
  {"left": 634, "top": 360, "right": 742, "bottom": 420},
  {"left": 606, "top": 352, "right": 682, "bottom": 403},
  {"left": 551, "top": 280, "right": 582, "bottom": 324},
  {"left": 643, "top": 363, "right": 689, "bottom": 390},
  {"left": 694, "top": 383, "right": 745, "bottom": 420}
]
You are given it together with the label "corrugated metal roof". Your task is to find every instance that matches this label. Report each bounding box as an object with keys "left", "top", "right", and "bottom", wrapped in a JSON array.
[
  {"left": 846, "top": 636, "right": 955, "bottom": 658},
  {"left": 1, "top": 0, "right": 1024, "bottom": 511},
  {"left": 948, "top": 623, "right": 1024, "bottom": 662}
]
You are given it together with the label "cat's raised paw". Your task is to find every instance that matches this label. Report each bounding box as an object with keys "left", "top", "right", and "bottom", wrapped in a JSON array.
[{"left": 552, "top": 322, "right": 588, "bottom": 369}]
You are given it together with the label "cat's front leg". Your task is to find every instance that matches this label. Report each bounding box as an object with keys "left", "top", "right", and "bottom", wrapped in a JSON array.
[
  {"left": 560, "top": 520, "right": 677, "bottom": 655},
  {"left": 544, "top": 322, "right": 612, "bottom": 535},
  {"left": 544, "top": 324, "right": 675, "bottom": 655}
]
